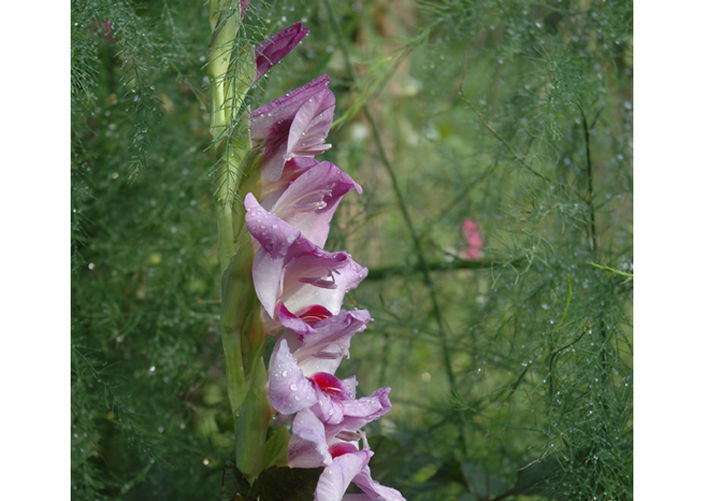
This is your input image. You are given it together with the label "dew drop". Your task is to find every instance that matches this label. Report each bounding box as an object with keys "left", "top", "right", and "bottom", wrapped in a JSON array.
[{"left": 289, "top": 383, "right": 298, "bottom": 391}]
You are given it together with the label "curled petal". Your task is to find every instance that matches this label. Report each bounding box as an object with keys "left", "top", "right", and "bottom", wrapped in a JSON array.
[
  {"left": 350, "top": 465, "right": 406, "bottom": 501},
  {"left": 314, "top": 451, "right": 373, "bottom": 501},
  {"left": 268, "top": 339, "right": 318, "bottom": 415},
  {"left": 325, "top": 388, "right": 393, "bottom": 438},
  {"left": 282, "top": 253, "right": 367, "bottom": 318}
]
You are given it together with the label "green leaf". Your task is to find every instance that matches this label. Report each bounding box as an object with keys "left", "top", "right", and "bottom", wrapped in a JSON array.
[
  {"left": 262, "top": 427, "right": 290, "bottom": 469},
  {"left": 236, "top": 360, "right": 272, "bottom": 481}
]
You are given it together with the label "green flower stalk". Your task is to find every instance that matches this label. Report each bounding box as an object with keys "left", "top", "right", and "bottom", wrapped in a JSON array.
[
  {"left": 207, "top": 0, "right": 267, "bottom": 482},
  {"left": 208, "top": 0, "right": 257, "bottom": 417},
  {"left": 207, "top": 0, "right": 309, "bottom": 481}
]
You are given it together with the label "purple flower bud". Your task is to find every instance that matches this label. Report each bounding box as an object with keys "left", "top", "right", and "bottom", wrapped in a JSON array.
[{"left": 255, "top": 22, "right": 309, "bottom": 82}]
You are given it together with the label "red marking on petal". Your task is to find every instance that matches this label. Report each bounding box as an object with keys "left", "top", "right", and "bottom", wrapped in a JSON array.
[
  {"left": 295, "top": 304, "right": 333, "bottom": 326},
  {"left": 308, "top": 372, "right": 345, "bottom": 397},
  {"left": 328, "top": 442, "right": 358, "bottom": 458}
]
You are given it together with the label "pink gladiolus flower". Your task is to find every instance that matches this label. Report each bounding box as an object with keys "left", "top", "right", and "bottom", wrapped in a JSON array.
[
  {"left": 251, "top": 75, "right": 335, "bottom": 181},
  {"left": 268, "top": 337, "right": 391, "bottom": 422},
  {"left": 287, "top": 410, "right": 406, "bottom": 501},
  {"left": 245, "top": 193, "right": 367, "bottom": 318},
  {"left": 260, "top": 160, "right": 362, "bottom": 248},
  {"left": 460, "top": 218, "right": 484, "bottom": 261},
  {"left": 277, "top": 303, "right": 372, "bottom": 375},
  {"left": 255, "top": 22, "right": 309, "bottom": 82},
  {"left": 267, "top": 307, "right": 376, "bottom": 416}
]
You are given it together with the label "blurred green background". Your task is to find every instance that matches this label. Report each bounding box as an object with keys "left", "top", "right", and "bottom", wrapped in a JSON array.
[{"left": 71, "top": 0, "right": 632, "bottom": 499}]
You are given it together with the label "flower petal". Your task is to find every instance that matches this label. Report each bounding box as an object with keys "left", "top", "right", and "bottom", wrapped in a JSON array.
[
  {"left": 351, "top": 465, "right": 406, "bottom": 501},
  {"left": 311, "top": 388, "right": 345, "bottom": 425},
  {"left": 288, "top": 408, "right": 332, "bottom": 468},
  {"left": 314, "top": 451, "right": 373, "bottom": 501},
  {"left": 270, "top": 161, "right": 361, "bottom": 247},
  {"left": 325, "top": 388, "right": 392, "bottom": 438},
  {"left": 251, "top": 75, "right": 331, "bottom": 181},
  {"left": 268, "top": 339, "right": 318, "bottom": 415},
  {"left": 282, "top": 253, "right": 367, "bottom": 317},
  {"left": 286, "top": 89, "right": 335, "bottom": 159},
  {"left": 290, "top": 309, "right": 372, "bottom": 375},
  {"left": 245, "top": 194, "right": 367, "bottom": 317},
  {"left": 261, "top": 157, "right": 320, "bottom": 209}
]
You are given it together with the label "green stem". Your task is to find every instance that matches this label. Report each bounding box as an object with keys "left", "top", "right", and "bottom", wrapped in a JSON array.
[
  {"left": 580, "top": 109, "right": 610, "bottom": 421},
  {"left": 207, "top": 0, "right": 271, "bottom": 481}
]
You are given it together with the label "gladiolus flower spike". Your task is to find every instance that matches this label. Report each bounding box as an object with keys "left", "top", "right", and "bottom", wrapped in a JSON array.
[{"left": 244, "top": 64, "right": 404, "bottom": 499}]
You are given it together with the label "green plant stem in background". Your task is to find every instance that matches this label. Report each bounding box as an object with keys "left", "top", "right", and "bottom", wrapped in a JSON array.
[{"left": 366, "top": 257, "right": 527, "bottom": 281}]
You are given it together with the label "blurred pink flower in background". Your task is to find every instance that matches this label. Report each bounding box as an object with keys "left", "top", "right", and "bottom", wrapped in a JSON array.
[
  {"left": 240, "top": 0, "right": 250, "bottom": 18},
  {"left": 460, "top": 218, "right": 484, "bottom": 260},
  {"left": 91, "top": 20, "right": 115, "bottom": 43}
]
